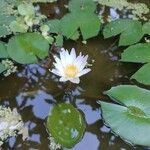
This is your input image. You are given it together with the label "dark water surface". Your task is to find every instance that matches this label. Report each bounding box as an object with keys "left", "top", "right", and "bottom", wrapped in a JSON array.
[{"left": 0, "top": 0, "right": 150, "bottom": 150}]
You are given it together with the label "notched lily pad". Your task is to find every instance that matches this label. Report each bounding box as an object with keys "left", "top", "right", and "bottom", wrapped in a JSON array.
[
  {"left": 103, "top": 19, "right": 143, "bottom": 46},
  {"left": 100, "top": 85, "right": 150, "bottom": 147},
  {"left": 47, "top": 103, "right": 85, "bottom": 148},
  {"left": 7, "top": 32, "right": 49, "bottom": 64}
]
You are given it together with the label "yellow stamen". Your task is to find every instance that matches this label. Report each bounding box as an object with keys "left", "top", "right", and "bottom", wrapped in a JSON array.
[{"left": 64, "top": 64, "right": 78, "bottom": 78}]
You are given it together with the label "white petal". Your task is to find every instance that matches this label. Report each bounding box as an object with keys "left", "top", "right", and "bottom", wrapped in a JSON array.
[
  {"left": 53, "top": 62, "right": 63, "bottom": 71},
  {"left": 61, "top": 48, "right": 65, "bottom": 51},
  {"left": 59, "top": 77, "right": 68, "bottom": 82},
  {"left": 77, "top": 55, "right": 89, "bottom": 71},
  {"left": 70, "top": 77, "right": 80, "bottom": 84},
  {"left": 54, "top": 56, "right": 63, "bottom": 67},
  {"left": 77, "top": 68, "right": 91, "bottom": 77},
  {"left": 74, "top": 55, "right": 84, "bottom": 66},
  {"left": 65, "top": 50, "right": 73, "bottom": 64},
  {"left": 70, "top": 48, "right": 76, "bottom": 61},
  {"left": 60, "top": 50, "right": 67, "bottom": 67},
  {"left": 51, "top": 69, "right": 62, "bottom": 76}
]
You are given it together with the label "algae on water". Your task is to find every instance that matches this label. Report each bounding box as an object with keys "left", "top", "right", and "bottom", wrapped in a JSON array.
[
  {"left": 0, "top": 106, "right": 28, "bottom": 146},
  {"left": 95, "top": 0, "right": 149, "bottom": 20}
]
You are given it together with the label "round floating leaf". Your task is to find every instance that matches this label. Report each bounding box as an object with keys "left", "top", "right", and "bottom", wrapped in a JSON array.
[
  {"left": 0, "top": 63, "right": 6, "bottom": 74},
  {"left": 47, "top": 103, "right": 85, "bottom": 148},
  {"left": 10, "top": 20, "right": 28, "bottom": 33},
  {"left": 7, "top": 33, "right": 49, "bottom": 64},
  {"left": 0, "top": 42, "right": 9, "bottom": 58},
  {"left": 47, "top": 19, "right": 61, "bottom": 34},
  {"left": 68, "top": 0, "right": 96, "bottom": 13},
  {"left": 143, "top": 22, "right": 150, "bottom": 35},
  {"left": 131, "top": 63, "right": 150, "bottom": 85},
  {"left": 18, "top": 3, "right": 35, "bottom": 16},
  {"left": 121, "top": 43, "right": 150, "bottom": 63},
  {"left": 100, "top": 85, "right": 150, "bottom": 147},
  {"left": 103, "top": 19, "right": 143, "bottom": 46}
]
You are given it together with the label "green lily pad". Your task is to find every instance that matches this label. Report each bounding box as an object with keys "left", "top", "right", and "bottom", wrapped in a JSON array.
[
  {"left": 0, "top": 63, "right": 7, "bottom": 74},
  {"left": 0, "top": 42, "right": 9, "bottom": 58},
  {"left": 120, "top": 43, "right": 150, "bottom": 85},
  {"left": 131, "top": 62, "right": 150, "bottom": 85},
  {"left": 47, "top": 103, "right": 85, "bottom": 148},
  {"left": 121, "top": 43, "right": 150, "bottom": 63},
  {"left": 68, "top": 0, "right": 96, "bottom": 13},
  {"left": 103, "top": 19, "right": 143, "bottom": 46},
  {"left": 7, "top": 33, "right": 49, "bottom": 64},
  {"left": 47, "top": 0, "right": 100, "bottom": 40},
  {"left": 18, "top": 3, "right": 35, "bottom": 16},
  {"left": 100, "top": 85, "right": 150, "bottom": 147},
  {"left": 142, "top": 22, "right": 150, "bottom": 35}
]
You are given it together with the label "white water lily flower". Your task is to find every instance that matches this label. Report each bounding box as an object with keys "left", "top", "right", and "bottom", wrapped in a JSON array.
[{"left": 51, "top": 48, "right": 91, "bottom": 84}]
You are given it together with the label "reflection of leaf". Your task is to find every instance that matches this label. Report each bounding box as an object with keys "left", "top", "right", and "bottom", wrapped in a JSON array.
[
  {"left": 47, "top": 103, "right": 85, "bottom": 148},
  {"left": 7, "top": 33, "right": 49, "bottom": 64},
  {"left": 100, "top": 85, "right": 150, "bottom": 147},
  {"left": 103, "top": 19, "right": 143, "bottom": 46}
]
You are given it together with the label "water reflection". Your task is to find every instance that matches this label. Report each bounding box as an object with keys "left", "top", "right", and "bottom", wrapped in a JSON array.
[{"left": 0, "top": 36, "right": 144, "bottom": 150}]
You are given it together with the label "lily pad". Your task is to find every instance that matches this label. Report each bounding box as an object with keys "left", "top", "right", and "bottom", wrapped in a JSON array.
[
  {"left": 0, "top": 42, "right": 9, "bottom": 58},
  {"left": 47, "top": 103, "right": 85, "bottom": 148},
  {"left": 120, "top": 43, "right": 150, "bottom": 85},
  {"left": 0, "top": 63, "right": 6, "bottom": 74},
  {"left": 103, "top": 19, "right": 143, "bottom": 46},
  {"left": 100, "top": 85, "right": 150, "bottom": 147},
  {"left": 121, "top": 43, "right": 150, "bottom": 63},
  {"left": 131, "top": 63, "right": 150, "bottom": 85},
  {"left": 7, "top": 33, "right": 49, "bottom": 64},
  {"left": 142, "top": 22, "right": 150, "bottom": 35},
  {"left": 47, "top": 0, "right": 100, "bottom": 40}
]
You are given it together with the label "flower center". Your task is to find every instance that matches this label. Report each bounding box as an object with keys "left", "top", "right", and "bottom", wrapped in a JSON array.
[{"left": 64, "top": 64, "right": 78, "bottom": 78}]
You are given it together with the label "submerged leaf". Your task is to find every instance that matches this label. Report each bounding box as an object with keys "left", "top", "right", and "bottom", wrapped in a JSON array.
[
  {"left": 100, "top": 85, "right": 150, "bottom": 147},
  {"left": 47, "top": 103, "right": 85, "bottom": 148}
]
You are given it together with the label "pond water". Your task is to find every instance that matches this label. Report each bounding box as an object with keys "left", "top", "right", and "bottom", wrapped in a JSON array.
[{"left": 0, "top": 0, "right": 150, "bottom": 150}]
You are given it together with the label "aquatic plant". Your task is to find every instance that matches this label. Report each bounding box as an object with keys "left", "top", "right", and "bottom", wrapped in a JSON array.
[
  {"left": 95, "top": 0, "right": 149, "bottom": 20},
  {"left": 47, "top": 103, "right": 85, "bottom": 148},
  {"left": 0, "top": 0, "right": 150, "bottom": 149},
  {"left": 99, "top": 85, "right": 150, "bottom": 147},
  {"left": 0, "top": 106, "right": 28, "bottom": 146},
  {"left": 51, "top": 48, "right": 91, "bottom": 84}
]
